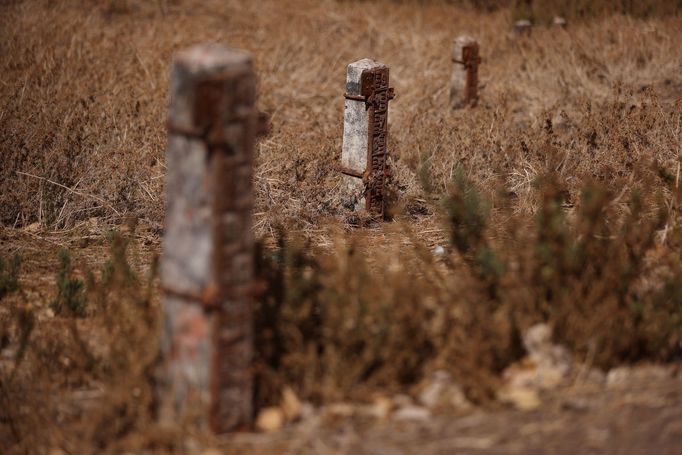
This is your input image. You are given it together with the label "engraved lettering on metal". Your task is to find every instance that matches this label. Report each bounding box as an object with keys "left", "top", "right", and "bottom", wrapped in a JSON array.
[{"left": 361, "top": 67, "right": 394, "bottom": 216}]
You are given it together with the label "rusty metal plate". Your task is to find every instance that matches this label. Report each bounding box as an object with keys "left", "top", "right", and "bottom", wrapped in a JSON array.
[{"left": 361, "top": 66, "right": 394, "bottom": 217}]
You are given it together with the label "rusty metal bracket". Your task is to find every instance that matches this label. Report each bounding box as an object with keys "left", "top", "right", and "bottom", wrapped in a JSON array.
[
  {"left": 344, "top": 92, "right": 367, "bottom": 102},
  {"left": 344, "top": 90, "right": 395, "bottom": 107},
  {"left": 161, "top": 284, "right": 221, "bottom": 311},
  {"left": 161, "top": 281, "right": 265, "bottom": 311},
  {"left": 338, "top": 164, "right": 369, "bottom": 181},
  {"left": 452, "top": 57, "right": 482, "bottom": 67}
]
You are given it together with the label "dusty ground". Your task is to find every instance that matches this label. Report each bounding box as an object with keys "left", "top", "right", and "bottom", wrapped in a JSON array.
[
  {"left": 4, "top": 210, "right": 682, "bottom": 454},
  {"left": 221, "top": 366, "right": 682, "bottom": 454}
]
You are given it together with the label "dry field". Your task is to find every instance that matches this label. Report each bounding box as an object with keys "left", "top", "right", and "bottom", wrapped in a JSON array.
[{"left": 1, "top": 0, "right": 682, "bottom": 452}]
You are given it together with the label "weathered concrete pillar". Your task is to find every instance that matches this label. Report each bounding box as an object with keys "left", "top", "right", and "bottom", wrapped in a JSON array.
[
  {"left": 160, "top": 43, "right": 264, "bottom": 433},
  {"left": 450, "top": 36, "right": 480, "bottom": 109},
  {"left": 553, "top": 16, "right": 567, "bottom": 28},
  {"left": 340, "top": 58, "right": 395, "bottom": 217},
  {"left": 514, "top": 19, "right": 532, "bottom": 36}
]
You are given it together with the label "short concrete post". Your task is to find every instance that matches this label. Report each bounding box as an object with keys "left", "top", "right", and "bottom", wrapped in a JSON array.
[
  {"left": 340, "top": 58, "right": 395, "bottom": 217},
  {"left": 553, "top": 16, "right": 567, "bottom": 28},
  {"left": 450, "top": 36, "right": 480, "bottom": 109},
  {"left": 514, "top": 19, "right": 532, "bottom": 36},
  {"left": 160, "top": 44, "right": 264, "bottom": 433}
]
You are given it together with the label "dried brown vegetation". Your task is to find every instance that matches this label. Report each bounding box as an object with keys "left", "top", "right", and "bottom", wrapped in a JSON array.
[{"left": 1, "top": 0, "right": 681, "bottom": 452}]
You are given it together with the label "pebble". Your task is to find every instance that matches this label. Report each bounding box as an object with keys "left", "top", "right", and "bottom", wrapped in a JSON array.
[
  {"left": 418, "top": 370, "right": 472, "bottom": 411},
  {"left": 392, "top": 405, "right": 431, "bottom": 422},
  {"left": 281, "top": 386, "right": 302, "bottom": 422},
  {"left": 498, "top": 386, "right": 541, "bottom": 411},
  {"left": 606, "top": 365, "right": 672, "bottom": 388},
  {"left": 255, "top": 406, "right": 285, "bottom": 432}
]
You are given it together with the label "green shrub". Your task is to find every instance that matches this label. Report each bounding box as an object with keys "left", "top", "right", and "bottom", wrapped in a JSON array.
[
  {"left": 50, "top": 249, "right": 86, "bottom": 317},
  {"left": 254, "top": 171, "right": 682, "bottom": 407},
  {"left": 0, "top": 254, "right": 21, "bottom": 300}
]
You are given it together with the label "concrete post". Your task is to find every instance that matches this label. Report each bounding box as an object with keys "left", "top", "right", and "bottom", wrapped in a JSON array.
[
  {"left": 514, "top": 19, "right": 532, "bottom": 36},
  {"left": 450, "top": 36, "right": 480, "bottom": 109},
  {"left": 340, "top": 58, "right": 395, "bottom": 218},
  {"left": 160, "top": 43, "right": 264, "bottom": 433},
  {"left": 553, "top": 16, "right": 567, "bottom": 28}
]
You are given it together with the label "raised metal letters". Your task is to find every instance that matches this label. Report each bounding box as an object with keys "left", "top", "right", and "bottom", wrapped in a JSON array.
[{"left": 362, "top": 67, "right": 394, "bottom": 216}]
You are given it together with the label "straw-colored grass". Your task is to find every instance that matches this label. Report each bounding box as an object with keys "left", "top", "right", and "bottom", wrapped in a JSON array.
[
  {"left": 1, "top": 1, "right": 680, "bottom": 238},
  {"left": 1, "top": 0, "right": 681, "bottom": 452}
]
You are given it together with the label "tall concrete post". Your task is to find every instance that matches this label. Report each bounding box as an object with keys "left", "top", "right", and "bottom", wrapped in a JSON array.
[
  {"left": 160, "top": 43, "right": 265, "bottom": 433},
  {"left": 451, "top": 36, "right": 480, "bottom": 109},
  {"left": 340, "top": 58, "right": 395, "bottom": 218}
]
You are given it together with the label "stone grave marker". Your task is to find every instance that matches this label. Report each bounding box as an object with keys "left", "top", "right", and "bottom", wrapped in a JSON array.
[
  {"left": 451, "top": 36, "right": 480, "bottom": 109},
  {"left": 514, "top": 19, "right": 532, "bottom": 36},
  {"left": 160, "top": 43, "right": 266, "bottom": 434},
  {"left": 340, "top": 58, "right": 395, "bottom": 218}
]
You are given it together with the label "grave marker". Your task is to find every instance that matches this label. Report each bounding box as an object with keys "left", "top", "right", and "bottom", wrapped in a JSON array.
[
  {"left": 340, "top": 58, "right": 395, "bottom": 217},
  {"left": 514, "top": 19, "right": 532, "bottom": 36},
  {"left": 160, "top": 43, "right": 266, "bottom": 433},
  {"left": 553, "top": 16, "right": 567, "bottom": 28},
  {"left": 451, "top": 36, "right": 480, "bottom": 109}
]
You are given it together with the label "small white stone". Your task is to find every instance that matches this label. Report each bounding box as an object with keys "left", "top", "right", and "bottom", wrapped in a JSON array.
[
  {"left": 553, "top": 16, "right": 567, "bottom": 28},
  {"left": 606, "top": 366, "right": 632, "bottom": 387},
  {"left": 523, "top": 323, "right": 552, "bottom": 354},
  {"left": 433, "top": 245, "right": 445, "bottom": 256},
  {"left": 418, "top": 370, "right": 472, "bottom": 411},
  {"left": 392, "top": 394, "right": 414, "bottom": 408},
  {"left": 523, "top": 324, "right": 573, "bottom": 381},
  {"left": 281, "top": 386, "right": 302, "bottom": 422},
  {"left": 353, "top": 396, "right": 393, "bottom": 420},
  {"left": 515, "top": 19, "right": 532, "bottom": 34},
  {"left": 24, "top": 222, "right": 40, "bottom": 232},
  {"left": 498, "top": 386, "right": 541, "bottom": 411},
  {"left": 371, "top": 395, "right": 393, "bottom": 420},
  {"left": 255, "top": 406, "right": 285, "bottom": 432},
  {"left": 606, "top": 365, "right": 672, "bottom": 388},
  {"left": 392, "top": 405, "right": 431, "bottom": 422}
]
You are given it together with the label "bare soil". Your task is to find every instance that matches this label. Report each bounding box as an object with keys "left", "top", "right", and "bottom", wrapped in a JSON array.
[{"left": 223, "top": 370, "right": 682, "bottom": 454}]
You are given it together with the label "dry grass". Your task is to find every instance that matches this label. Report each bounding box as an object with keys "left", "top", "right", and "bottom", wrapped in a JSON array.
[
  {"left": 1, "top": 0, "right": 680, "bottom": 236},
  {"left": 1, "top": 0, "right": 681, "bottom": 452}
]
